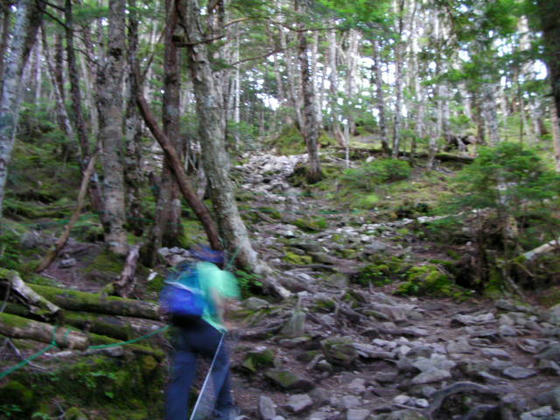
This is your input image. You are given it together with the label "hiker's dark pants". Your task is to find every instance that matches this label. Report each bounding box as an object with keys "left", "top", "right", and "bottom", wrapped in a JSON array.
[{"left": 165, "top": 319, "right": 233, "bottom": 420}]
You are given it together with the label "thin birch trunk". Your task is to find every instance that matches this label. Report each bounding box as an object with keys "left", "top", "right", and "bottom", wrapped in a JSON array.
[
  {"left": 280, "top": 29, "right": 304, "bottom": 130},
  {"left": 372, "top": 38, "right": 389, "bottom": 155},
  {"left": 41, "top": 25, "right": 74, "bottom": 139},
  {"left": 0, "top": 0, "right": 42, "bottom": 218},
  {"left": 328, "top": 29, "right": 345, "bottom": 148},
  {"left": 392, "top": 0, "right": 405, "bottom": 158}
]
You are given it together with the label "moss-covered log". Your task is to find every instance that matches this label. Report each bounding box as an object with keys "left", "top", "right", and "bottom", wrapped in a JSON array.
[
  {"left": 28, "top": 284, "right": 161, "bottom": 320},
  {"left": 88, "top": 332, "right": 165, "bottom": 360},
  {"left": 0, "top": 269, "right": 61, "bottom": 319},
  {"left": 63, "top": 311, "right": 135, "bottom": 341},
  {"left": 0, "top": 312, "right": 89, "bottom": 350}
]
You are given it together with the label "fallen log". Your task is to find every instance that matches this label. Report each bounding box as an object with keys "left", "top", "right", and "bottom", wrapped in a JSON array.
[
  {"left": 522, "top": 236, "right": 560, "bottom": 261},
  {"left": 28, "top": 284, "right": 161, "bottom": 320},
  {"left": 113, "top": 243, "right": 141, "bottom": 298},
  {"left": 88, "top": 332, "right": 165, "bottom": 360},
  {"left": 0, "top": 312, "right": 89, "bottom": 350},
  {"left": 0, "top": 269, "right": 61, "bottom": 320},
  {"left": 334, "top": 146, "right": 475, "bottom": 164}
]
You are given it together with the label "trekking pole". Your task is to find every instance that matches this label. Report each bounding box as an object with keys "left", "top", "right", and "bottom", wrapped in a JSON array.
[{"left": 189, "top": 333, "right": 226, "bottom": 420}]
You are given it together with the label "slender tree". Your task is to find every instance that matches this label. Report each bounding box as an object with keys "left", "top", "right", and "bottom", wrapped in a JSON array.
[
  {"left": 95, "top": 0, "right": 128, "bottom": 255},
  {"left": 0, "top": 0, "right": 43, "bottom": 218}
]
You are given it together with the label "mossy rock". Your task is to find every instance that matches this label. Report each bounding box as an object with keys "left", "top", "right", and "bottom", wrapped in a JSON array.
[
  {"left": 264, "top": 369, "right": 314, "bottom": 391},
  {"left": 395, "top": 264, "right": 467, "bottom": 298},
  {"left": 353, "top": 256, "right": 407, "bottom": 287},
  {"left": 242, "top": 347, "right": 276, "bottom": 373},
  {"left": 284, "top": 251, "right": 313, "bottom": 265},
  {"left": 291, "top": 216, "right": 328, "bottom": 232},
  {"left": 268, "top": 125, "right": 306, "bottom": 155},
  {"left": 320, "top": 336, "right": 358, "bottom": 366},
  {"left": 65, "top": 407, "right": 90, "bottom": 420}
]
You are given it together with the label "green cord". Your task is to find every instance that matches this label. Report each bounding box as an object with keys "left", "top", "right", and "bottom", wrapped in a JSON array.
[{"left": 0, "top": 325, "right": 169, "bottom": 380}]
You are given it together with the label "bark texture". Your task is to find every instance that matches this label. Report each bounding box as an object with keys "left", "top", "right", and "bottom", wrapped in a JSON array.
[
  {"left": 96, "top": 0, "right": 128, "bottom": 255},
  {"left": 0, "top": 0, "right": 42, "bottom": 218}
]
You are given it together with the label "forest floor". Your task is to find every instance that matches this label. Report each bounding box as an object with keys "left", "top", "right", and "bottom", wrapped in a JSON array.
[{"left": 1, "top": 148, "right": 559, "bottom": 420}]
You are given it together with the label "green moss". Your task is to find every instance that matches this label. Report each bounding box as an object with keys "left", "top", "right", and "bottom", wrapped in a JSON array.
[
  {"left": 84, "top": 251, "right": 125, "bottom": 275},
  {"left": 354, "top": 256, "right": 407, "bottom": 286},
  {"left": 179, "top": 219, "right": 206, "bottom": 249},
  {"left": 291, "top": 216, "right": 328, "bottom": 232},
  {"left": 268, "top": 125, "right": 306, "bottom": 155},
  {"left": 395, "top": 264, "right": 468, "bottom": 298},
  {"left": 284, "top": 251, "right": 313, "bottom": 265},
  {"left": 0, "top": 312, "right": 34, "bottom": 329},
  {"left": 538, "top": 286, "right": 560, "bottom": 307},
  {"left": 313, "top": 297, "right": 336, "bottom": 312},
  {"left": 242, "top": 348, "right": 276, "bottom": 373}
]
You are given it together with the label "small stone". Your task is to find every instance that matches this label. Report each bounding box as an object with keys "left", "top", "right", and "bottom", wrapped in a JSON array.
[
  {"left": 393, "top": 395, "right": 411, "bottom": 405},
  {"left": 411, "top": 368, "right": 451, "bottom": 385},
  {"left": 499, "top": 325, "right": 518, "bottom": 336},
  {"left": 341, "top": 395, "right": 361, "bottom": 409},
  {"left": 258, "top": 396, "right": 276, "bottom": 420},
  {"left": 346, "top": 378, "right": 366, "bottom": 394},
  {"left": 286, "top": 394, "right": 313, "bottom": 413},
  {"left": 244, "top": 297, "right": 270, "bottom": 310},
  {"left": 59, "top": 257, "right": 77, "bottom": 268},
  {"left": 520, "top": 405, "right": 553, "bottom": 420},
  {"left": 414, "top": 398, "right": 429, "bottom": 408},
  {"left": 481, "top": 348, "right": 511, "bottom": 359},
  {"left": 346, "top": 408, "right": 370, "bottom": 420},
  {"left": 502, "top": 366, "right": 537, "bottom": 379}
]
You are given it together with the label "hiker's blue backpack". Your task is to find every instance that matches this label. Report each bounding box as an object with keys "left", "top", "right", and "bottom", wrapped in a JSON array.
[{"left": 160, "top": 262, "right": 205, "bottom": 325}]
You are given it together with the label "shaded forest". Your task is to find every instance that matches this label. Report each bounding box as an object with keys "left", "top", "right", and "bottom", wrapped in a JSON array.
[{"left": 0, "top": 0, "right": 559, "bottom": 418}]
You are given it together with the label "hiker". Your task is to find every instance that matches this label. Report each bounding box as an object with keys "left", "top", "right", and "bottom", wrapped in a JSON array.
[{"left": 164, "top": 246, "right": 240, "bottom": 420}]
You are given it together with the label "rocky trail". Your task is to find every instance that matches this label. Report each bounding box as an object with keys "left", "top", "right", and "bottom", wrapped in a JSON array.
[
  {"left": 2, "top": 153, "right": 559, "bottom": 420},
  {"left": 211, "top": 153, "right": 560, "bottom": 420}
]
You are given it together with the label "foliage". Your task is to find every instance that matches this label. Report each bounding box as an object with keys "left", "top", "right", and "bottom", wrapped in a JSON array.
[
  {"left": 0, "top": 230, "right": 22, "bottom": 270},
  {"left": 341, "top": 159, "right": 412, "bottom": 191},
  {"left": 234, "top": 269, "right": 263, "bottom": 297},
  {"left": 395, "top": 264, "right": 471, "bottom": 298}
]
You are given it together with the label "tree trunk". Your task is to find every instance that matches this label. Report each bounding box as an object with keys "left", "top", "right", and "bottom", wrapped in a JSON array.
[
  {"left": 154, "top": 0, "right": 183, "bottom": 252},
  {"left": 95, "top": 0, "right": 128, "bottom": 255},
  {"left": 0, "top": 4, "right": 11, "bottom": 94},
  {"left": 0, "top": 313, "right": 89, "bottom": 350},
  {"left": 41, "top": 25, "right": 74, "bottom": 139},
  {"left": 392, "top": 0, "right": 405, "bottom": 158},
  {"left": 372, "top": 38, "right": 390, "bottom": 155},
  {"left": 280, "top": 29, "right": 304, "bottom": 130},
  {"left": 124, "top": 0, "right": 145, "bottom": 237},
  {"left": 296, "top": 0, "right": 322, "bottom": 183},
  {"left": 0, "top": 0, "right": 42, "bottom": 218},
  {"left": 64, "top": 0, "right": 105, "bottom": 217},
  {"left": 176, "top": 0, "right": 290, "bottom": 299},
  {"left": 551, "top": 101, "right": 560, "bottom": 172},
  {"left": 536, "top": 0, "right": 560, "bottom": 125},
  {"left": 328, "top": 29, "right": 345, "bottom": 148},
  {"left": 136, "top": 89, "right": 222, "bottom": 251},
  {"left": 113, "top": 244, "right": 141, "bottom": 298}
]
